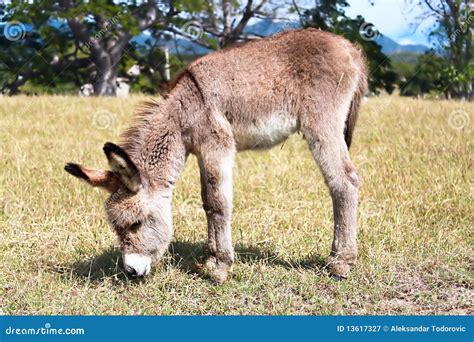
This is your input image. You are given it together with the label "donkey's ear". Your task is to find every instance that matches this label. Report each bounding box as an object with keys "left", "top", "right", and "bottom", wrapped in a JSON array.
[
  {"left": 103, "top": 142, "right": 141, "bottom": 192},
  {"left": 64, "top": 163, "right": 121, "bottom": 193}
]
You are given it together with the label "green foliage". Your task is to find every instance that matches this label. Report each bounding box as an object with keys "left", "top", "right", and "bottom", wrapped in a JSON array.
[
  {"left": 176, "top": 0, "right": 209, "bottom": 13},
  {"left": 390, "top": 52, "right": 421, "bottom": 65},
  {"left": 125, "top": 43, "right": 188, "bottom": 94},
  {"left": 403, "top": 0, "right": 473, "bottom": 99},
  {"left": 400, "top": 52, "right": 474, "bottom": 99},
  {"left": 0, "top": 0, "right": 181, "bottom": 95},
  {"left": 399, "top": 53, "right": 447, "bottom": 97},
  {"left": 0, "top": 0, "right": 232, "bottom": 95}
]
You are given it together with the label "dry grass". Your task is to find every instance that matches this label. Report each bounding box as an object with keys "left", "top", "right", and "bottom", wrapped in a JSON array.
[{"left": 0, "top": 95, "right": 472, "bottom": 315}]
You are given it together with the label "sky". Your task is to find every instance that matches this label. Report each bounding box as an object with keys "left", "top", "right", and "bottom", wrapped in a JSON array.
[
  {"left": 343, "top": 0, "right": 437, "bottom": 46},
  {"left": 292, "top": 0, "right": 438, "bottom": 47}
]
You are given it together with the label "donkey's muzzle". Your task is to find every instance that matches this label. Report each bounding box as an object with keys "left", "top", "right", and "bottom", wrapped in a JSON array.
[
  {"left": 123, "top": 253, "right": 152, "bottom": 278},
  {"left": 125, "top": 266, "right": 140, "bottom": 279}
]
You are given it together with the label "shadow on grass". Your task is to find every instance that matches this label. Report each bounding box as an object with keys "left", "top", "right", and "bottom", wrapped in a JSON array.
[
  {"left": 166, "top": 241, "right": 327, "bottom": 275},
  {"left": 63, "top": 241, "right": 327, "bottom": 284},
  {"left": 66, "top": 247, "right": 127, "bottom": 283}
]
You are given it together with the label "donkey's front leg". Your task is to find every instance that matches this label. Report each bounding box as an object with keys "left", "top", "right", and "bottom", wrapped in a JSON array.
[{"left": 198, "top": 150, "right": 235, "bottom": 284}]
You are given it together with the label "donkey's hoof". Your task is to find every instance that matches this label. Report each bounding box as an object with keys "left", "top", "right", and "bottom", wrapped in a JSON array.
[
  {"left": 210, "top": 265, "right": 230, "bottom": 285},
  {"left": 327, "top": 258, "right": 351, "bottom": 279},
  {"left": 204, "top": 256, "right": 217, "bottom": 271},
  {"left": 330, "top": 274, "right": 346, "bottom": 282}
]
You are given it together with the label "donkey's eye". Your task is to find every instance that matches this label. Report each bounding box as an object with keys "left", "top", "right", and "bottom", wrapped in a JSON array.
[{"left": 129, "top": 222, "right": 141, "bottom": 231}]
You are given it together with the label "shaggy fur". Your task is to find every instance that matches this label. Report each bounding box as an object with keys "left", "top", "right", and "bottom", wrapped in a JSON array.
[{"left": 66, "top": 28, "right": 368, "bottom": 282}]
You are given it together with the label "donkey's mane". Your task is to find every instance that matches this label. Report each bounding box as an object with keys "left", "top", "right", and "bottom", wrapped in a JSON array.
[
  {"left": 120, "top": 99, "right": 161, "bottom": 159},
  {"left": 120, "top": 68, "right": 193, "bottom": 167}
]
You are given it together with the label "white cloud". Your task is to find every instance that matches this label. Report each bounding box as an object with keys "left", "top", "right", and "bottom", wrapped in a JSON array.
[
  {"left": 397, "top": 37, "right": 418, "bottom": 45},
  {"left": 345, "top": 0, "right": 436, "bottom": 46}
]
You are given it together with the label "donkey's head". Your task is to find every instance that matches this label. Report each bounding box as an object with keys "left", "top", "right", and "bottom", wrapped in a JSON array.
[{"left": 65, "top": 142, "right": 172, "bottom": 279}]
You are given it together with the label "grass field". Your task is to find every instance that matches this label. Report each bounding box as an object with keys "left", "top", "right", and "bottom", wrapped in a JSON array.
[{"left": 0, "top": 95, "right": 472, "bottom": 315}]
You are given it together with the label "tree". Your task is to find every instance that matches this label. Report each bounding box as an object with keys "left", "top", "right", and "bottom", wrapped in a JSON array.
[
  {"left": 297, "top": 0, "right": 398, "bottom": 94},
  {"left": 2, "top": 0, "right": 169, "bottom": 96},
  {"left": 196, "top": 0, "right": 269, "bottom": 48},
  {"left": 155, "top": 0, "right": 277, "bottom": 52},
  {"left": 1, "top": 0, "right": 276, "bottom": 95},
  {"left": 399, "top": 52, "right": 448, "bottom": 97},
  {"left": 411, "top": 0, "right": 473, "bottom": 99}
]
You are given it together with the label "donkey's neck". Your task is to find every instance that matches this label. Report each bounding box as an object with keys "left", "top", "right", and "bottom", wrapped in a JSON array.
[
  {"left": 122, "top": 102, "right": 185, "bottom": 193},
  {"left": 125, "top": 107, "right": 186, "bottom": 190},
  {"left": 121, "top": 74, "right": 202, "bottom": 193}
]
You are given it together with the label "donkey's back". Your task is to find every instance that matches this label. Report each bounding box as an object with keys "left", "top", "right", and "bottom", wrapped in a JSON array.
[{"left": 186, "top": 28, "right": 367, "bottom": 150}]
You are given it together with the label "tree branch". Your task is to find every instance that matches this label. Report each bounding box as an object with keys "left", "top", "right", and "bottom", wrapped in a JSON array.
[
  {"left": 423, "top": 0, "right": 444, "bottom": 16},
  {"left": 135, "top": 0, "right": 159, "bottom": 31},
  {"left": 165, "top": 26, "right": 213, "bottom": 49},
  {"left": 224, "top": 0, "right": 268, "bottom": 47}
]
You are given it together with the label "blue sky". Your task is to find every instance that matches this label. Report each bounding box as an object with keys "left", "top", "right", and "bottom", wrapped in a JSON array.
[
  {"left": 291, "top": 0, "right": 438, "bottom": 47},
  {"left": 344, "top": 0, "right": 437, "bottom": 46}
]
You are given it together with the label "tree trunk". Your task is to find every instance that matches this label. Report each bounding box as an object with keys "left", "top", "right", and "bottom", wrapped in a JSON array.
[
  {"left": 94, "top": 67, "right": 117, "bottom": 96},
  {"left": 221, "top": 0, "right": 232, "bottom": 47},
  {"left": 92, "top": 53, "right": 118, "bottom": 96},
  {"left": 163, "top": 47, "right": 170, "bottom": 82}
]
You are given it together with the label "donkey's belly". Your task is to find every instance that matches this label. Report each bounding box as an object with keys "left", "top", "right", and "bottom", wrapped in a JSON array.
[{"left": 233, "top": 113, "right": 299, "bottom": 151}]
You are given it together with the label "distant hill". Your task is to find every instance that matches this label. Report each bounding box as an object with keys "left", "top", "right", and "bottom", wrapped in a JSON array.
[
  {"left": 246, "top": 19, "right": 431, "bottom": 55},
  {"left": 245, "top": 18, "right": 300, "bottom": 36},
  {"left": 133, "top": 19, "right": 431, "bottom": 58},
  {"left": 374, "top": 35, "right": 430, "bottom": 55},
  {"left": 389, "top": 52, "right": 422, "bottom": 64}
]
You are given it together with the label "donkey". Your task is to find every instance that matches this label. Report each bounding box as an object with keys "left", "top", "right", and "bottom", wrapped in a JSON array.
[{"left": 65, "top": 28, "right": 367, "bottom": 283}]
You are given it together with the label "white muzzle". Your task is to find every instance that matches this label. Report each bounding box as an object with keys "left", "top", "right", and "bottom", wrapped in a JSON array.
[{"left": 123, "top": 253, "right": 152, "bottom": 278}]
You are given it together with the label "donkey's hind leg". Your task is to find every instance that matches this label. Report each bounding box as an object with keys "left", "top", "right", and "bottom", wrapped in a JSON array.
[
  {"left": 302, "top": 121, "right": 359, "bottom": 279},
  {"left": 198, "top": 158, "right": 217, "bottom": 271}
]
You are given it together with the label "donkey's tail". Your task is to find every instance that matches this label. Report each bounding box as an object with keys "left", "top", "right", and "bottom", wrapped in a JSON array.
[{"left": 344, "top": 67, "right": 368, "bottom": 150}]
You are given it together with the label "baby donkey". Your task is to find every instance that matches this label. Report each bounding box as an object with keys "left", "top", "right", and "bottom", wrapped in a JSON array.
[{"left": 65, "top": 29, "right": 367, "bottom": 283}]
